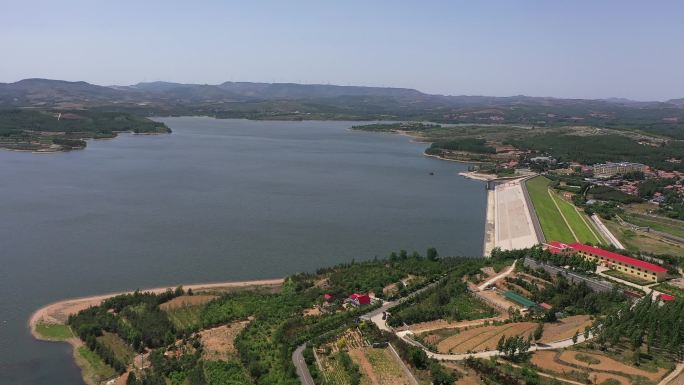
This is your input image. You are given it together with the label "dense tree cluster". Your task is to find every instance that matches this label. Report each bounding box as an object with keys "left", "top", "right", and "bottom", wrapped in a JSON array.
[
  {"left": 426, "top": 138, "right": 496, "bottom": 155},
  {"left": 596, "top": 296, "right": 684, "bottom": 362},
  {"left": 70, "top": 289, "right": 184, "bottom": 352},
  {"left": 387, "top": 261, "right": 495, "bottom": 327},
  {"left": 510, "top": 133, "right": 684, "bottom": 172},
  {"left": 496, "top": 334, "right": 531, "bottom": 361}
]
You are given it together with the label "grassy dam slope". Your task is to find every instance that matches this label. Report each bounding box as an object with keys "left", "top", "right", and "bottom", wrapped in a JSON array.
[{"left": 526, "top": 176, "right": 604, "bottom": 245}]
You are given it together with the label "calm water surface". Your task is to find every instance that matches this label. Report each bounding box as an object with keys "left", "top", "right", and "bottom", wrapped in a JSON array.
[{"left": 0, "top": 117, "right": 485, "bottom": 384}]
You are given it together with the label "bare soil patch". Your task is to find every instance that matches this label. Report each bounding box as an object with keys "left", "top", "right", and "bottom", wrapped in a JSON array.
[
  {"left": 199, "top": 321, "right": 250, "bottom": 361},
  {"left": 540, "top": 315, "right": 592, "bottom": 343},
  {"left": 592, "top": 372, "right": 630, "bottom": 385},
  {"left": 558, "top": 350, "right": 667, "bottom": 381},
  {"left": 477, "top": 290, "right": 521, "bottom": 312},
  {"left": 349, "top": 349, "right": 380, "bottom": 385},
  {"left": 304, "top": 307, "right": 322, "bottom": 317},
  {"left": 531, "top": 351, "right": 578, "bottom": 375}
]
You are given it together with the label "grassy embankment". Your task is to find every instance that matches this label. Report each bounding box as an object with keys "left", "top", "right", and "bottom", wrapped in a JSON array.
[
  {"left": 34, "top": 322, "right": 117, "bottom": 385},
  {"left": 622, "top": 212, "right": 684, "bottom": 239},
  {"left": 603, "top": 218, "right": 684, "bottom": 258},
  {"left": 75, "top": 346, "right": 118, "bottom": 385},
  {"left": 526, "top": 176, "right": 604, "bottom": 244}
]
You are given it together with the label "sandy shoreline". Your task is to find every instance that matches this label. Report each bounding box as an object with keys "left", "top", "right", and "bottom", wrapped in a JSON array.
[{"left": 28, "top": 278, "right": 284, "bottom": 339}]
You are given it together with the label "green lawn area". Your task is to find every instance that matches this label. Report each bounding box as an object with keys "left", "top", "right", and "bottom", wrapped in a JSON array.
[
  {"left": 450, "top": 293, "right": 497, "bottom": 321},
  {"left": 97, "top": 332, "right": 135, "bottom": 365},
  {"left": 526, "top": 176, "right": 604, "bottom": 244},
  {"left": 35, "top": 323, "right": 74, "bottom": 340},
  {"left": 602, "top": 269, "right": 653, "bottom": 286},
  {"left": 652, "top": 282, "right": 684, "bottom": 297},
  {"left": 164, "top": 305, "right": 204, "bottom": 331},
  {"left": 75, "top": 346, "right": 118, "bottom": 384},
  {"left": 604, "top": 219, "right": 684, "bottom": 258}
]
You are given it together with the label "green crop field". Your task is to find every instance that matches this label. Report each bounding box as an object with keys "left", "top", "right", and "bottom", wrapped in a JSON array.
[
  {"left": 321, "top": 354, "right": 354, "bottom": 385},
  {"left": 164, "top": 305, "right": 204, "bottom": 332},
  {"left": 526, "top": 176, "right": 604, "bottom": 244}
]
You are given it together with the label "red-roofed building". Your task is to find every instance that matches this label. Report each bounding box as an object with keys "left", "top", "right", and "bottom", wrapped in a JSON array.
[
  {"left": 544, "top": 241, "right": 573, "bottom": 254},
  {"left": 349, "top": 293, "right": 371, "bottom": 307},
  {"left": 546, "top": 242, "right": 668, "bottom": 282},
  {"left": 658, "top": 294, "right": 675, "bottom": 302},
  {"left": 323, "top": 294, "right": 333, "bottom": 302}
]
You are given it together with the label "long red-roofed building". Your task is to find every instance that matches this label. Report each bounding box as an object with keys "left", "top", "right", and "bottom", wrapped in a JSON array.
[{"left": 543, "top": 241, "right": 668, "bottom": 282}]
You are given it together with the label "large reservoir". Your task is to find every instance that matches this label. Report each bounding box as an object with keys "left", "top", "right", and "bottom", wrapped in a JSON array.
[{"left": 0, "top": 117, "right": 485, "bottom": 384}]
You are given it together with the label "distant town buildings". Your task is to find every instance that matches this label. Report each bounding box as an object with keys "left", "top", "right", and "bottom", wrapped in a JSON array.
[
  {"left": 593, "top": 162, "right": 646, "bottom": 178},
  {"left": 530, "top": 156, "right": 557, "bottom": 164}
]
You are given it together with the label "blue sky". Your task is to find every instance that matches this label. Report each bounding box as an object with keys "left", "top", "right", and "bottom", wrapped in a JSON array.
[{"left": 2, "top": 0, "right": 683, "bottom": 100}]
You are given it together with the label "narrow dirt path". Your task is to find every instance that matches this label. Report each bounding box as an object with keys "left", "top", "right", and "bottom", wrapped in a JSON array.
[{"left": 349, "top": 349, "right": 380, "bottom": 385}]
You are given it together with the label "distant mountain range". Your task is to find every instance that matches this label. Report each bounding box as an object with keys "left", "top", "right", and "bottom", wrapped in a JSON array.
[
  {"left": 0, "top": 79, "right": 683, "bottom": 136},
  {"left": 2, "top": 78, "right": 681, "bottom": 107}
]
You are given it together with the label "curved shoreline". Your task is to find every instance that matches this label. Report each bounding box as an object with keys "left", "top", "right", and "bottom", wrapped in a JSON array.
[{"left": 28, "top": 277, "right": 285, "bottom": 339}]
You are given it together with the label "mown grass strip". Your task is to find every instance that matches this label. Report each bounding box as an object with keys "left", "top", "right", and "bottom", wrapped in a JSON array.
[
  {"left": 525, "top": 176, "right": 574, "bottom": 243},
  {"left": 550, "top": 191, "right": 603, "bottom": 244}
]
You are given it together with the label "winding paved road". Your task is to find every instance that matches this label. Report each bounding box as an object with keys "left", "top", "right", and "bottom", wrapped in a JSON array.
[{"left": 292, "top": 344, "right": 315, "bottom": 385}]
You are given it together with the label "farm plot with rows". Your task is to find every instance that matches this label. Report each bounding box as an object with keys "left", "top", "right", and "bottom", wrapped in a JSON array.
[
  {"left": 432, "top": 322, "right": 537, "bottom": 354},
  {"left": 349, "top": 347, "right": 415, "bottom": 385}
]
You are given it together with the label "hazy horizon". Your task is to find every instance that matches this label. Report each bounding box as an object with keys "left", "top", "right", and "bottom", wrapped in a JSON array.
[{"left": 3, "top": 0, "right": 684, "bottom": 101}]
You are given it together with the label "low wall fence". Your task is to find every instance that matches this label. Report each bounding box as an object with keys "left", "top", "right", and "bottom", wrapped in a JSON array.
[{"left": 523, "top": 258, "right": 616, "bottom": 294}]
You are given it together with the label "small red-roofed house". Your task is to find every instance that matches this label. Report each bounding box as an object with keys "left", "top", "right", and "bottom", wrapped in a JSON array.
[
  {"left": 349, "top": 293, "right": 371, "bottom": 306},
  {"left": 323, "top": 294, "right": 333, "bottom": 302},
  {"left": 658, "top": 294, "right": 675, "bottom": 302}
]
